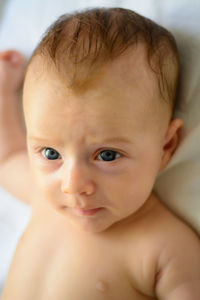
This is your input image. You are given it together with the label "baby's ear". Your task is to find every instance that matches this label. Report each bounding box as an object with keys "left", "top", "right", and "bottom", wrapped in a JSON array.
[{"left": 159, "top": 118, "right": 183, "bottom": 171}]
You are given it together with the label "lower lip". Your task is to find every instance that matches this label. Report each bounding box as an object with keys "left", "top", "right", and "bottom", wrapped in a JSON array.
[{"left": 73, "top": 208, "right": 103, "bottom": 216}]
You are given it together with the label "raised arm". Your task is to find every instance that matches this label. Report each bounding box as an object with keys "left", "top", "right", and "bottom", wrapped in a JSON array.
[{"left": 0, "top": 50, "right": 33, "bottom": 204}]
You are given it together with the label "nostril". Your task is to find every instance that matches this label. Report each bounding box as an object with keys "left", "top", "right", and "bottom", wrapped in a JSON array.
[{"left": 61, "top": 205, "right": 67, "bottom": 210}]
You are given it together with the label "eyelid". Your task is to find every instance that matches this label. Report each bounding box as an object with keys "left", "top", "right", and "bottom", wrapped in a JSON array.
[{"left": 95, "top": 147, "right": 124, "bottom": 155}]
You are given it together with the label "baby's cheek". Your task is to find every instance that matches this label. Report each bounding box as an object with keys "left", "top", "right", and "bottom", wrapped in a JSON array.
[
  {"left": 37, "top": 176, "right": 61, "bottom": 207},
  {"left": 33, "top": 169, "right": 56, "bottom": 192}
]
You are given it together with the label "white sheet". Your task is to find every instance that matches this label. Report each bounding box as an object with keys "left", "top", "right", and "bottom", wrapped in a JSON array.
[{"left": 0, "top": 0, "right": 200, "bottom": 293}]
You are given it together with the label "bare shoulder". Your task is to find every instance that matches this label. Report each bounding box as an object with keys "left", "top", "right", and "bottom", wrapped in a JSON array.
[
  {"left": 126, "top": 193, "right": 200, "bottom": 298},
  {"left": 146, "top": 193, "right": 200, "bottom": 268},
  {"left": 149, "top": 195, "right": 200, "bottom": 299}
]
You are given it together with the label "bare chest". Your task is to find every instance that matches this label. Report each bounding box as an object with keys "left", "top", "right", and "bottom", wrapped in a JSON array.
[{"left": 2, "top": 216, "right": 156, "bottom": 300}]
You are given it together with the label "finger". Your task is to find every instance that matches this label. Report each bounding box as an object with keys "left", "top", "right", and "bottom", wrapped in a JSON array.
[{"left": 0, "top": 50, "right": 25, "bottom": 66}]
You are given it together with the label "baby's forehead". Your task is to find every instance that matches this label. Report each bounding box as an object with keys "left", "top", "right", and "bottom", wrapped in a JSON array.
[
  {"left": 26, "top": 44, "right": 157, "bottom": 95},
  {"left": 24, "top": 63, "right": 169, "bottom": 139},
  {"left": 24, "top": 45, "right": 170, "bottom": 128}
]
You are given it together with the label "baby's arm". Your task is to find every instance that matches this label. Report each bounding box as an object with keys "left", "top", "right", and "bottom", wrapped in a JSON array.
[
  {"left": 155, "top": 223, "right": 200, "bottom": 300},
  {"left": 0, "top": 50, "right": 33, "bottom": 204}
]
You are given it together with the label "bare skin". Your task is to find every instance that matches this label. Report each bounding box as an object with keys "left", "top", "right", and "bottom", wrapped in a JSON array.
[
  {"left": 2, "top": 192, "right": 200, "bottom": 300},
  {"left": 0, "top": 50, "right": 26, "bottom": 157},
  {"left": 0, "top": 50, "right": 32, "bottom": 204},
  {"left": 0, "top": 49, "right": 200, "bottom": 299}
]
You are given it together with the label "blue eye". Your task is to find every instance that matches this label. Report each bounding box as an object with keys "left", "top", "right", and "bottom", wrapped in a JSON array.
[
  {"left": 97, "top": 150, "right": 121, "bottom": 162},
  {"left": 41, "top": 148, "right": 60, "bottom": 160}
]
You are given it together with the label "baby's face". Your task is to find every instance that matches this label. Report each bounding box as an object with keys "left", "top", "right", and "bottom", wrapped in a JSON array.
[{"left": 23, "top": 46, "right": 170, "bottom": 233}]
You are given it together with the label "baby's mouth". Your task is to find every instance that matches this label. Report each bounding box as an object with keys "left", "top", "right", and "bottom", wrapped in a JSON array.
[{"left": 72, "top": 207, "right": 103, "bottom": 216}]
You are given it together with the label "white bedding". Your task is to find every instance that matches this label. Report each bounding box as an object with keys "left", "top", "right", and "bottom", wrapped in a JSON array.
[{"left": 0, "top": 0, "right": 200, "bottom": 293}]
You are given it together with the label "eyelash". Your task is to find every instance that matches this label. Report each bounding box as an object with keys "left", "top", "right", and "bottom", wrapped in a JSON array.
[{"left": 39, "top": 147, "right": 122, "bottom": 162}]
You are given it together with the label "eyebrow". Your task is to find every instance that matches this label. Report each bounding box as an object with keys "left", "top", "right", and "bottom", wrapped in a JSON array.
[
  {"left": 28, "top": 136, "right": 132, "bottom": 145},
  {"left": 28, "top": 136, "right": 62, "bottom": 143}
]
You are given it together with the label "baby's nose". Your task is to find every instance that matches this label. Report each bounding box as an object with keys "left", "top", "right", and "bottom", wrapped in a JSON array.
[{"left": 60, "top": 162, "right": 95, "bottom": 196}]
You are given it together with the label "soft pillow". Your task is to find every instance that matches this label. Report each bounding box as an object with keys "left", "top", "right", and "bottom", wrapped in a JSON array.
[
  {"left": 152, "top": 1, "right": 200, "bottom": 234},
  {"left": 154, "top": 31, "right": 200, "bottom": 234}
]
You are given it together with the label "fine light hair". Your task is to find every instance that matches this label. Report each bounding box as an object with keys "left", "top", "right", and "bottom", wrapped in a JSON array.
[{"left": 29, "top": 7, "right": 179, "bottom": 114}]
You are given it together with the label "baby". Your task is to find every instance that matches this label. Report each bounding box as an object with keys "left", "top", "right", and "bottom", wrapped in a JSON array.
[{"left": 0, "top": 7, "right": 200, "bottom": 300}]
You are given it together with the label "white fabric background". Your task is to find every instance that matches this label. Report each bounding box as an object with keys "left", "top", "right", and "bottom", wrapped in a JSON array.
[{"left": 0, "top": 0, "right": 200, "bottom": 293}]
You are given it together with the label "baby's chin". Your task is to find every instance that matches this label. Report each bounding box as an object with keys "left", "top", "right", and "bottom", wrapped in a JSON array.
[
  {"left": 68, "top": 216, "right": 115, "bottom": 234},
  {"left": 60, "top": 209, "right": 118, "bottom": 234},
  {"left": 59, "top": 205, "right": 137, "bottom": 235}
]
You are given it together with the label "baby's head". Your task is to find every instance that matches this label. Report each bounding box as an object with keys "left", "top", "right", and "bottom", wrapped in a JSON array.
[{"left": 23, "top": 7, "right": 183, "bottom": 233}]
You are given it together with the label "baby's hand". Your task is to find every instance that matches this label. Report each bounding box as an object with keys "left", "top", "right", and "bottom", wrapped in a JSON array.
[{"left": 0, "top": 50, "right": 26, "bottom": 95}]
